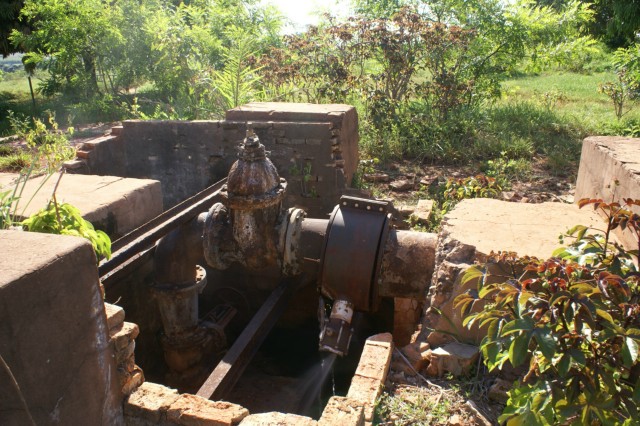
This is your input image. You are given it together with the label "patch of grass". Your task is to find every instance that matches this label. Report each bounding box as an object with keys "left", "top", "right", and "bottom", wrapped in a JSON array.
[
  {"left": 0, "top": 149, "right": 32, "bottom": 172},
  {"left": 374, "top": 386, "right": 454, "bottom": 425},
  {"left": 481, "top": 101, "right": 585, "bottom": 175},
  {"left": 501, "top": 71, "right": 640, "bottom": 132}
]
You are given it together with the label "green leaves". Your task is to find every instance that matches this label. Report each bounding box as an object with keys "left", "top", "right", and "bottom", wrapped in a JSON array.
[
  {"left": 457, "top": 198, "right": 640, "bottom": 424},
  {"left": 622, "top": 336, "right": 639, "bottom": 367},
  {"left": 22, "top": 201, "right": 111, "bottom": 260},
  {"left": 508, "top": 333, "right": 530, "bottom": 367}
]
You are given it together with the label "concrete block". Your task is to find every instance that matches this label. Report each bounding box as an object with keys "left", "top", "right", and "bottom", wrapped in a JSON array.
[
  {"left": 240, "top": 412, "right": 317, "bottom": 426},
  {"left": 111, "top": 125, "right": 124, "bottom": 136},
  {"left": 422, "top": 198, "right": 606, "bottom": 346},
  {"left": 105, "top": 302, "right": 126, "bottom": 330},
  {"left": 411, "top": 199, "right": 434, "bottom": 223},
  {"left": 346, "top": 376, "right": 381, "bottom": 422},
  {"left": 347, "top": 333, "right": 393, "bottom": 422},
  {"left": 0, "top": 172, "right": 163, "bottom": 238},
  {"left": 575, "top": 136, "right": 640, "bottom": 250},
  {"left": 425, "top": 342, "right": 479, "bottom": 377},
  {"left": 167, "top": 394, "right": 248, "bottom": 426},
  {"left": 318, "top": 396, "right": 364, "bottom": 426},
  {"left": 354, "top": 334, "right": 393, "bottom": 382},
  {"left": 0, "top": 231, "right": 123, "bottom": 425},
  {"left": 125, "top": 382, "right": 180, "bottom": 423},
  {"left": 226, "top": 102, "right": 354, "bottom": 126}
]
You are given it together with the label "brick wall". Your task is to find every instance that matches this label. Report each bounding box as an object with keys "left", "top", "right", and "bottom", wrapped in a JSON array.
[{"left": 68, "top": 103, "right": 359, "bottom": 218}]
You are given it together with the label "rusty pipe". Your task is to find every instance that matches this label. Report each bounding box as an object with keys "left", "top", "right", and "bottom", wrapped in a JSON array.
[
  {"left": 379, "top": 230, "right": 437, "bottom": 300},
  {"left": 151, "top": 214, "right": 214, "bottom": 377},
  {"left": 301, "top": 216, "right": 437, "bottom": 303},
  {"left": 299, "top": 218, "right": 329, "bottom": 275},
  {"left": 154, "top": 214, "right": 206, "bottom": 286}
]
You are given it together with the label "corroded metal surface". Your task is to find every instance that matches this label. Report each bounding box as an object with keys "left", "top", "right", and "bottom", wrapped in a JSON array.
[
  {"left": 203, "top": 131, "right": 288, "bottom": 272},
  {"left": 319, "top": 299, "right": 354, "bottom": 356},
  {"left": 224, "top": 129, "right": 286, "bottom": 210},
  {"left": 379, "top": 230, "right": 437, "bottom": 299},
  {"left": 281, "top": 208, "right": 305, "bottom": 276},
  {"left": 318, "top": 196, "right": 391, "bottom": 312}
]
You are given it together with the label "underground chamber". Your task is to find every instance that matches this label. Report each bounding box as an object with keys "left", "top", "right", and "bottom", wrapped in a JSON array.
[{"left": 100, "top": 129, "right": 436, "bottom": 419}]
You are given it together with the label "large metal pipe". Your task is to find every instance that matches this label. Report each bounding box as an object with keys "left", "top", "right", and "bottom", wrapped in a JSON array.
[
  {"left": 300, "top": 217, "right": 437, "bottom": 302},
  {"left": 154, "top": 214, "right": 206, "bottom": 287},
  {"left": 379, "top": 230, "right": 437, "bottom": 299},
  {"left": 151, "top": 214, "right": 217, "bottom": 379}
]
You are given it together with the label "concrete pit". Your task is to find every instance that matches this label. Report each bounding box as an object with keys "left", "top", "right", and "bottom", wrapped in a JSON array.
[{"left": 3, "top": 105, "right": 637, "bottom": 425}]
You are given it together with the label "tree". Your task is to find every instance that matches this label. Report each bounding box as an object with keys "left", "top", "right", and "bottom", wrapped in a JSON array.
[
  {"left": 0, "top": 0, "right": 27, "bottom": 57},
  {"left": 589, "top": 0, "right": 640, "bottom": 48},
  {"left": 535, "top": 0, "right": 640, "bottom": 48},
  {"left": 11, "top": 0, "right": 122, "bottom": 97}
]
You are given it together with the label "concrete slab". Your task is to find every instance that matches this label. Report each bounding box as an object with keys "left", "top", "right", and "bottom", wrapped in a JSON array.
[
  {"left": 0, "top": 172, "right": 162, "bottom": 238},
  {"left": 226, "top": 102, "right": 355, "bottom": 124},
  {"left": 444, "top": 198, "right": 604, "bottom": 259},
  {"left": 575, "top": 136, "right": 640, "bottom": 249},
  {"left": 0, "top": 231, "right": 123, "bottom": 425},
  {"left": 423, "top": 198, "right": 608, "bottom": 347}
]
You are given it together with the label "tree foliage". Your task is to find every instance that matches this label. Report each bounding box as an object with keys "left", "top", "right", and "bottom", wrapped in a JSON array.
[
  {"left": 9, "top": 0, "right": 281, "bottom": 117},
  {"left": 0, "top": 0, "right": 27, "bottom": 57}
]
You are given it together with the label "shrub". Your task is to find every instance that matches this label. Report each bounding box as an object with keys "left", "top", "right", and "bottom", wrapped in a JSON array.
[{"left": 455, "top": 197, "right": 640, "bottom": 425}]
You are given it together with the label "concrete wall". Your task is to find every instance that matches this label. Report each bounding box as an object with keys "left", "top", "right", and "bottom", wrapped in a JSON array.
[
  {"left": 0, "top": 231, "right": 123, "bottom": 425},
  {"left": 575, "top": 136, "right": 640, "bottom": 250},
  {"left": 69, "top": 103, "right": 359, "bottom": 218}
]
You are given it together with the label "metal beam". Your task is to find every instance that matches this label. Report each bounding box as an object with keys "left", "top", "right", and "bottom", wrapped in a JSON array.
[
  {"left": 196, "top": 278, "right": 298, "bottom": 401},
  {"left": 99, "top": 178, "right": 227, "bottom": 284}
]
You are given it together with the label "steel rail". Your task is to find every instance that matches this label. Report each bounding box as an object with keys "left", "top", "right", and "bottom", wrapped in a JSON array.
[{"left": 99, "top": 178, "right": 227, "bottom": 285}]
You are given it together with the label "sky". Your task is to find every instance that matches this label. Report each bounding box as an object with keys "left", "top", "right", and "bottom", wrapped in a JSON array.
[{"left": 260, "top": 0, "right": 353, "bottom": 33}]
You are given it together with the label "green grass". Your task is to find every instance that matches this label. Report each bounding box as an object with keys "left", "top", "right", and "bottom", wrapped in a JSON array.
[{"left": 501, "top": 71, "right": 640, "bottom": 133}]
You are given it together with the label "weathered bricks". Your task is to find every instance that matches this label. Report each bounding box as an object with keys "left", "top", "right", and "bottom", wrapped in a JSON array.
[
  {"left": 125, "top": 382, "right": 180, "bottom": 423},
  {"left": 318, "top": 396, "right": 364, "bottom": 426},
  {"left": 166, "top": 394, "right": 249, "bottom": 426},
  {"left": 105, "top": 302, "right": 126, "bottom": 330},
  {"left": 105, "top": 302, "right": 144, "bottom": 396},
  {"left": 347, "top": 333, "right": 393, "bottom": 423},
  {"left": 240, "top": 412, "right": 317, "bottom": 426}
]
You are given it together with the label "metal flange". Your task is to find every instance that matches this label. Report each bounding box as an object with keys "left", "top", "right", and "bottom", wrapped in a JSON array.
[{"left": 318, "top": 196, "right": 391, "bottom": 312}]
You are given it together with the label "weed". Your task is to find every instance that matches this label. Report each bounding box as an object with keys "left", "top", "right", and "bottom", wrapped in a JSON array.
[
  {"left": 374, "top": 387, "right": 452, "bottom": 425},
  {"left": 22, "top": 201, "right": 111, "bottom": 260},
  {"left": 0, "top": 150, "right": 31, "bottom": 172}
]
